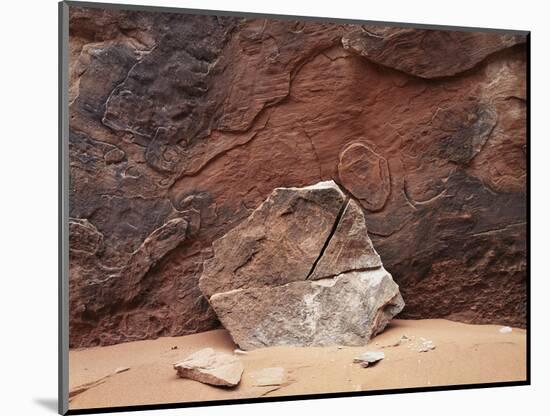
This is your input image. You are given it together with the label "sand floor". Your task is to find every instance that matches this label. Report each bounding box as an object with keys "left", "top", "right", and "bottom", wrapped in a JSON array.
[{"left": 68, "top": 319, "right": 527, "bottom": 410}]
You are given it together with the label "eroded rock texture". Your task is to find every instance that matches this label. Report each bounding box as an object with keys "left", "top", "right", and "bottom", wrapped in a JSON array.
[
  {"left": 201, "top": 182, "right": 405, "bottom": 349},
  {"left": 68, "top": 5, "right": 527, "bottom": 347}
]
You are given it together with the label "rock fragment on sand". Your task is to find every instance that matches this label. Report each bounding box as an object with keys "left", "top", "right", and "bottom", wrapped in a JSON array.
[
  {"left": 382, "top": 335, "right": 411, "bottom": 348},
  {"left": 353, "top": 351, "right": 385, "bottom": 367},
  {"left": 174, "top": 348, "right": 243, "bottom": 387},
  {"left": 499, "top": 326, "right": 513, "bottom": 334},
  {"left": 418, "top": 340, "right": 436, "bottom": 352},
  {"left": 233, "top": 349, "right": 248, "bottom": 355},
  {"left": 199, "top": 181, "right": 404, "bottom": 349},
  {"left": 249, "top": 367, "right": 285, "bottom": 386}
]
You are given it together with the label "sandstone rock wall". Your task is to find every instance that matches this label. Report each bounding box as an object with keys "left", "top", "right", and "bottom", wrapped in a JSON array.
[{"left": 68, "top": 6, "right": 527, "bottom": 347}]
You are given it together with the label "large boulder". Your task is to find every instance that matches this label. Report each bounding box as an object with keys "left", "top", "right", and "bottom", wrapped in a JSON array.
[{"left": 199, "top": 181, "right": 404, "bottom": 349}]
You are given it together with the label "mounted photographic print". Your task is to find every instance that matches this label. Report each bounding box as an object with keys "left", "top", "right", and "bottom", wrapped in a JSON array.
[{"left": 58, "top": 1, "right": 530, "bottom": 414}]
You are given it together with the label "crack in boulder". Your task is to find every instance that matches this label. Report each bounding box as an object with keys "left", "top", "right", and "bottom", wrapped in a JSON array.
[{"left": 305, "top": 196, "right": 349, "bottom": 280}]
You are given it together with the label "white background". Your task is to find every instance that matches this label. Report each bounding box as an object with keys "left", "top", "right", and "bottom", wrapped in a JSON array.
[{"left": 1, "top": 0, "right": 546, "bottom": 414}]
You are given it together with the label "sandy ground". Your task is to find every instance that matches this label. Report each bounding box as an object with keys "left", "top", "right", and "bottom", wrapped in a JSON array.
[{"left": 68, "top": 319, "right": 527, "bottom": 410}]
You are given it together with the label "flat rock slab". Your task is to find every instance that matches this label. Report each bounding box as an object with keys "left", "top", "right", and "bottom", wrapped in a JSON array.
[
  {"left": 354, "top": 351, "right": 385, "bottom": 367},
  {"left": 200, "top": 181, "right": 404, "bottom": 350},
  {"left": 174, "top": 348, "right": 243, "bottom": 387}
]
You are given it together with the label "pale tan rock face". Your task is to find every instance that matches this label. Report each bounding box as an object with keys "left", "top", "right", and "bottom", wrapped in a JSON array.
[
  {"left": 209, "top": 269, "right": 404, "bottom": 350},
  {"left": 68, "top": 5, "right": 527, "bottom": 347},
  {"left": 199, "top": 181, "right": 346, "bottom": 298},
  {"left": 201, "top": 182, "right": 404, "bottom": 350},
  {"left": 174, "top": 348, "right": 244, "bottom": 387},
  {"left": 309, "top": 199, "right": 382, "bottom": 280}
]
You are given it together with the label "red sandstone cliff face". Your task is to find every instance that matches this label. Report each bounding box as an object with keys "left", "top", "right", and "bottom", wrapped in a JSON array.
[{"left": 67, "top": 6, "right": 527, "bottom": 347}]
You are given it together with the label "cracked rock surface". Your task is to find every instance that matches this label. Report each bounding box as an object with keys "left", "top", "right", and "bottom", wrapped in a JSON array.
[
  {"left": 200, "top": 181, "right": 405, "bottom": 349},
  {"left": 68, "top": 5, "right": 527, "bottom": 347},
  {"left": 199, "top": 181, "right": 347, "bottom": 298}
]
